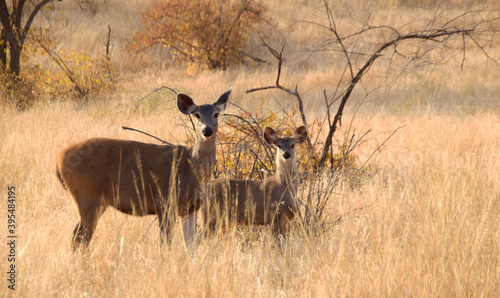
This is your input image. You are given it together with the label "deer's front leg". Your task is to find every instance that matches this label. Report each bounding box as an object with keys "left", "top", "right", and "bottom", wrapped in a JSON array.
[{"left": 181, "top": 211, "right": 197, "bottom": 253}]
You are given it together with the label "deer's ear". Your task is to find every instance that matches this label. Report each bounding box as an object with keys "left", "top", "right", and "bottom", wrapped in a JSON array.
[
  {"left": 213, "top": 88, "right": 232, "bottom": 112},
  {"left": 177, "top": 93, "right": 198, "bottom": 115},
  {"left": 294, "top": 126, "right": 307, "bottom": 144},
  {"left": 264, "top": 127, "right": 278, "bottom": 145}
]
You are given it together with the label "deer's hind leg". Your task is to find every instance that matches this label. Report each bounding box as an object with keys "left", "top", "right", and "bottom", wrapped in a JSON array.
[
  {"left": 157, "top": 205, "right": 175, "bottom": 246},
  {"left": 203, "top": 215, "right": 218, "bottom": 237},
  {"left": 274, "top": 209, "right": 294, "bottom": 240},
  {"left": 72, "top": 195, "right": 106, "bottom": 251}
]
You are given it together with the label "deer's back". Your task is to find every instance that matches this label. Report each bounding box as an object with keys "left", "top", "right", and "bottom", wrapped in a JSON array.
[
  {"left": 209, "top": 177, "right": 296, "bottom": 225},
  {"left": 57, "top": 138, "right": 200, "bottom": 216}
]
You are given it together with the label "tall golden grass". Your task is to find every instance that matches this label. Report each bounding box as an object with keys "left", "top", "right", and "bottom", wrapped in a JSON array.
[{"left": 1, "top": 0, "right": 499, "bottom": 296}]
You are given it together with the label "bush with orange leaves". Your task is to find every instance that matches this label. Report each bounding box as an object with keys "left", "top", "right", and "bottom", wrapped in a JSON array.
[{"left": 127, "top": 0, "right": 266, "bottom": 70}]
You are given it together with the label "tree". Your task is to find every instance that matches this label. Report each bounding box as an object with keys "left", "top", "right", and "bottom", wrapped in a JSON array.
[
  {"left": 127, "top": 0, "right": 266, "bottom": 70},
  {"left": 249, "top": 1, "right": 499, "bottom": 168},
  {"left": 312, "top": 3, "right": 499, "bottom": 168},
  {"left": 244, "top": 1, "right": 499, "bottom": 224},
  {"left": 0, "top": 0, "right": 60, "bottom": 76}
]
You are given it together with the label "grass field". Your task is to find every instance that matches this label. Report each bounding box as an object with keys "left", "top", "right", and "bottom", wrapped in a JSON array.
[{"left": 1, "top": 0, "right": 499, "bottom": 296}]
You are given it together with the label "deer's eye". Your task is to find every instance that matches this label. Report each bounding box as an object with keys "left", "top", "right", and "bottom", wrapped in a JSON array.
[
  {"left": 214, "top": 113, "right": 219, "bottom": 119},
  {"left": 291, "top": 144, "right": 295, "bottom": 149},
  {"left": 277, "top": 144, "right": 282, "bottom": 149},
  {"left": 194, "top": 113, "right": 201, "bottom": 119}
]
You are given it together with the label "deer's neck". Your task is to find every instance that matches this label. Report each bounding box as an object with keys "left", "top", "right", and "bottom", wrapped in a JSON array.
[
  {"left": 275, "top": 157, "right": 299, "bottom": 194},
  {"left": 190, "top": 136, "right": 217, "bottom": 182}
]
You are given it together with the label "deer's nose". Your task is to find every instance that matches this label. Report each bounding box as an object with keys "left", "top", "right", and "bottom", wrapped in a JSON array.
[
  {"left": 283, "top": 152, "right": 291, "bottom": 159},
  {"left": 202, "top": 127, "right": 213, "bottom": 137}
]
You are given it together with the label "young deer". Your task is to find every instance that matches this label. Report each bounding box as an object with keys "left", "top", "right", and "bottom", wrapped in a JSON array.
[
  {"left": 56, "top": 89, "right": 231, "bottom": 251},
  {"left": 204, "top": 126, "right": 307, "bottom": 238}
]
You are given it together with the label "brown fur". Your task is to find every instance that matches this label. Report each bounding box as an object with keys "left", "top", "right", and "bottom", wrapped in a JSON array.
[
  {"left": 204, "top": 126, "right": 307, "bottom": 237},
  {"left": 57, "top": 90, "right": 231, "bottom": 250}
]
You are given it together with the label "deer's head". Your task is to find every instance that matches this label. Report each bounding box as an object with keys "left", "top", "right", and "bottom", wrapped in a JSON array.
[
  {"left": 177, "top": 89, "right": 231, "bottom": 140},
  {"left": 264, "top": 126, "right": 307, "bottom": 165}
]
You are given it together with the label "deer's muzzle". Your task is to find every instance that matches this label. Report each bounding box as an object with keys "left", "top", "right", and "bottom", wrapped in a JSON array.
[{"left": 202, "top": 127, "right": 213, "bottom": 137}]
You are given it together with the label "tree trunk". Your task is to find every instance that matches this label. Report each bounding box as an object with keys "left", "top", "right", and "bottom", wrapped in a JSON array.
[
  {"left": 0, "top": 0, "right": 53, "bottom": 76},
  {"left": 8, "top": 42, "right": 21, "bottom": 76},
  {"left": 0, "top": 27, "right": 6, "bottom": 72}
]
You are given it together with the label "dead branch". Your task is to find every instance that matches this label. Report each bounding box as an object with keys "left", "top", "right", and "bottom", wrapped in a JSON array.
[
  {"left": 240, "top": 50, "right": 267, "bottom": 63},
  {"left": 122, "top": 126, "right": 171, "bottom": 145},
  {"left": 105, "top": 25, "right": 112, "bottom": 61},
  {"left": 317, "top": 8, "right": 500, "bottom": 167},
  {"left": 246, "top": 42, "right": 315, "bottom": 155}
]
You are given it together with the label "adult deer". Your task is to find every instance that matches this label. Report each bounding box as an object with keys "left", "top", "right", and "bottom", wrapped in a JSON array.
[
  {"left": 56, "top": 89, "right": 231, "bottom": 251},
  {"left": 204, "top": 125, "right": 307, "bottom": 238}
]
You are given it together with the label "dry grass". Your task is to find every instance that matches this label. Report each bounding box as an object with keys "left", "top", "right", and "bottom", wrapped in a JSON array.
[
  {"left": 1, "top": 0, "right": 500, "bottom": 297},
  {"left": 1, "top": 103, "right": 498, "bottom": 297}
]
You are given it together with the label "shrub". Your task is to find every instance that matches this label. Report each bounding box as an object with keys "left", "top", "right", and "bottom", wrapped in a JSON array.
[
  {"left": 191, "top": 101, "right": 362, "bottom": 180},
  {"left": 0, "top": 27, "right": 117, "bottom": 108},
  {"left": 44, "top": 49, "right": 117, "bottom": 99},
  {"left": 127, "top": 0, "right": 266, "bottom": 70},
  {"left": 0, "top": 67, "right": 46, "bottom": 110}
]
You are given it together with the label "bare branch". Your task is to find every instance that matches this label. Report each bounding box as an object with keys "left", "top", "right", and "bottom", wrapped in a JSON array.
[
  {"left": 20, "top": 0, "right": 52, "bottom": 44},
  {"left": 317, "top": 19, "right": 497, "bottom": 167},
  {"left": 105, "top": 25, "right": 112, "bottom": 61},
  {"left": 246, "top": 42, "right": 314, "bottom": 153},
  {"left": 122, "top": 126, "right": 172, "bottom": 145},
  {"left": 323, "top": 0, "right": 353, "bottom": 78}
]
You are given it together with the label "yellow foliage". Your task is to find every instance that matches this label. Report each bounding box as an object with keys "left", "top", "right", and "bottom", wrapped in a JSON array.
[{"left": 207, "top": 100, "right": 363, "bottom": 180}]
